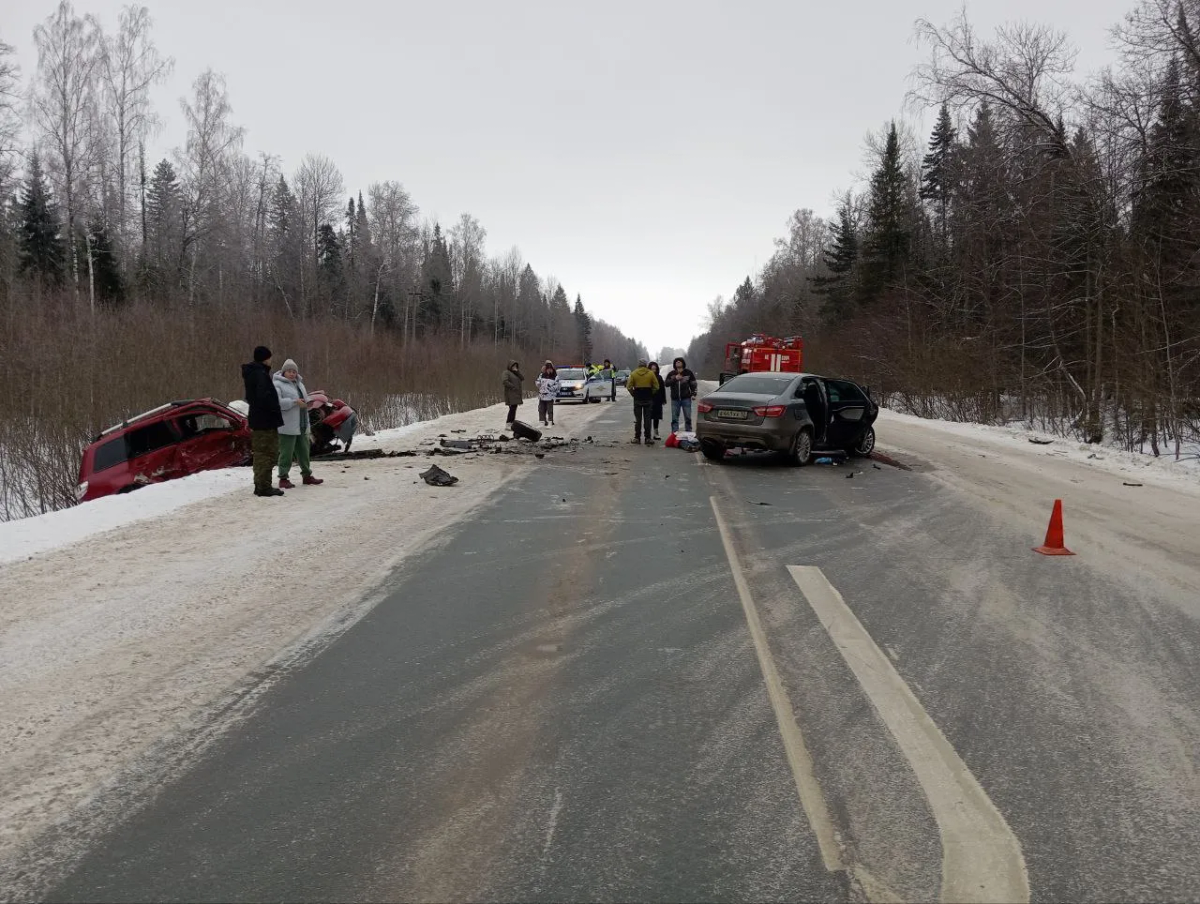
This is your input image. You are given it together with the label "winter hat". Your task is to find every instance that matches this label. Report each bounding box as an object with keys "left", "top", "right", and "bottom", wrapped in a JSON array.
[
  {"left": 280, "top": 358, "right": 299, "bottom": 375},
  {"left": 637, "top": 358, "right": 648, "bottom": 367},
  {"left": 253, "top": 345, "right": 272, "bottom": 363}
]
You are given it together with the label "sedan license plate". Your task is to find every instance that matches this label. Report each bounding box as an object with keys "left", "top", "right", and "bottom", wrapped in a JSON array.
[{"left": 718, "top": 408, "right": 749, "bottom": 419}]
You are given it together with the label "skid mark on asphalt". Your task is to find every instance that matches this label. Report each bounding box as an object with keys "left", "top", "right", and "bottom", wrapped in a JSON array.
[{"left": 787, "top": 565, "right": 1030, "bottom": 904}]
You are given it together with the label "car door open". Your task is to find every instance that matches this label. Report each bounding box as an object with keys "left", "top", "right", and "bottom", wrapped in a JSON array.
[{"left": 822, "top": 379, "right": 869, "bottom": 448}]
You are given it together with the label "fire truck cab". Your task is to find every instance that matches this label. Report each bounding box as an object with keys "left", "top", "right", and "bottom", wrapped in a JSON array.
[{"left": 719, "top": 334, "right": 804, "bottom": 385}]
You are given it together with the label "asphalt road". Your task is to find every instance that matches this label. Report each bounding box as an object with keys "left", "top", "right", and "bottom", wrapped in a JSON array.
[{"left": 36, "top": 398, "right": 1200, "bottom": 902}]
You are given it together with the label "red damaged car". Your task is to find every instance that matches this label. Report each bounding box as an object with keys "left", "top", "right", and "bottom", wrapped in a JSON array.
[{"left": 77, "top": 399, "right": 252, "bottom": 502}]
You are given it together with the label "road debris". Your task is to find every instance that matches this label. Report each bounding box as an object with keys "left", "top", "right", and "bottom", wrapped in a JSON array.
[
  {"left": 1123, "top": 482, "right": 1144, "bottom": 487},
  {"left": 314, "top": 448, "right": 417, "bottom": 461},
  {"left": 419, "top": 464, "right": 458, "bottom": 487},
  {"left": 1029, "top": 437, "right": 1054, "bottom": 445},
  {"left": 511, "top": 420, "right": 542, "bottom": 442}
]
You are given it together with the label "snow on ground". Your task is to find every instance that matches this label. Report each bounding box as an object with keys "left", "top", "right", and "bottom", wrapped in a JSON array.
[
  {"left": 0, "top": 403, "right": 538, "bottom": 567},
  {"left": 875, "top": 406, "right": 1200, "bottom": 609},
  {"left": 877, "top": 407, "right": 1200, "bottom": 491},
  {"left": 0, "top": 394, "right": 617, "bottom": 888}
]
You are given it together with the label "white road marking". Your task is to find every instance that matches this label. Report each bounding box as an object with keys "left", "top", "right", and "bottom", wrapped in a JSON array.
[
  {"left": 542, "top": 789, "right": 564, "bottom": 858},
  {"left": 708, "top": 498, "right": 846, "bottom": 873},
  {"left": 787, "top": 565, "right": 1030, "bottom": 904}
]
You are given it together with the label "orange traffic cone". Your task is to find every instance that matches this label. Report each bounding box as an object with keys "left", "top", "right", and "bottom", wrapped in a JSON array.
[{"left": 1033, "top": 499, "right": 1075, "bottom": 556}]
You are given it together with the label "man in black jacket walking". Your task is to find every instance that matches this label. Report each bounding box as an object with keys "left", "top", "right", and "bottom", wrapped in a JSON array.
[{"left": 242, "top": 346, "right": 285, "bottom": 497}]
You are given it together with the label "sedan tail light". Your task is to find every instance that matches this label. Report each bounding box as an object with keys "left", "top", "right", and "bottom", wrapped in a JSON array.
[
  {"left": 697, "top": 401, "right": 714, "bottom": 413},
  {"left": 753, "top": 405, "right": 787, "bottom": 418}
]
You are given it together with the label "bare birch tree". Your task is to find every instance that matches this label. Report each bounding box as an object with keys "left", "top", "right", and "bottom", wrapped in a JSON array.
[
  {"left": 98, "top": 5, "right": 173, "bottom": 256},
  {"left": 0, "top": 36, "right": 19, "bottom": 188},
  {"left": 294, "top": 153, "right": 344, "bottom": 315},
  {"left": 31, "top": 1, "right": 104, "bottom": 298},
  {"left": 177, "top": 69, "right": 243, "bottom": 305}
]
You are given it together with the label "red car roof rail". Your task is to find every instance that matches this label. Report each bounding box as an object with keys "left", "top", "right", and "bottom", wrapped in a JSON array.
[{"left": 94, "top": 398, "right": 235, "bottom": 441}]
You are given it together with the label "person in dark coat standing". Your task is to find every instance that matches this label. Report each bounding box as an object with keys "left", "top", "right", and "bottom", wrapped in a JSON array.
[
  {"left": 241, "top": 346, "right": 285, "bottom": 497},
  {"left": 665, "top": 356, "right": 698, "bottom": 434},
  {"left": 648, "top": 361, "right": 666, "bottom": 440},
  {"left": 502, "top": 359, "right": 524, "bottom": 429}
]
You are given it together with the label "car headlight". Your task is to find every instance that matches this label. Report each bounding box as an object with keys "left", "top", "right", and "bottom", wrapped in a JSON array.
[{"left": 75, "top": 481, "right": 89, "bottom": 501}]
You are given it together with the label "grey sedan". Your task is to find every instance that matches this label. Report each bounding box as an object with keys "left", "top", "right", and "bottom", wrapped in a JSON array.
[{"left": 695, "top": 371, "right": 878, "bottom": 464}]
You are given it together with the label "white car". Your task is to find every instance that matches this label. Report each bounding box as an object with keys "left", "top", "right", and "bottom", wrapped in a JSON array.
[
  {"left": 554, "top": 367, "right": 589, "bottom": 403},
  {"left": 583, "top": 374, "right": 615, "bottom": 403}
]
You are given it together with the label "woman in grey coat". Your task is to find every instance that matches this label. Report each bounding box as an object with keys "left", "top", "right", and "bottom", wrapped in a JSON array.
[
  {"left": 502, "top": 359, "right": 524, "bottom": 429},
  {"left": 273, "top": 358, "right": 324, "bottom": 489}
]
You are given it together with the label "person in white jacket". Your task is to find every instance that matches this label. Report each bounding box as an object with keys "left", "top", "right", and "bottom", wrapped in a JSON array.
[
  {"left": 273, "top": 358, "right": 324, "bottom": 489},
  {"left": 536, "top": 361, "right": 560, "bottom": 427}
]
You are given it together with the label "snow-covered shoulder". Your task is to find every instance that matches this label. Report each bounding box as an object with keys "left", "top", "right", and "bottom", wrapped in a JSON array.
[
  {"left": 877, "top": 407, "right": 1200, "bottom": 492},
  {"left": 0, "top": 397, "right": 602, "bottom": 567}
]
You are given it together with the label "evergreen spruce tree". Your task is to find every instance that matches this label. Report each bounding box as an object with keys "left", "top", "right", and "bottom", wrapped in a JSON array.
[
  {"left": 87, "top": 220, "right": 124, "bottom": 304},
  {"left": 270, "top": 175, "right": 296, "bottom": 235},
  {"left": 812, "top": 198, "right": 858, "bottom": 322},
  {"left": 355, "top": 191, "right": 370, "bottom": 246},
  {"left": 317, "top": 222, "right": 344, "bottom": 310},
  {"left": 419, "top": 223, "right": 454, "bottom": 331},
  {"left": 17, "top": 153, "right": 66, "bottom": 285},
  {"left": 574, "top": 295, "right": 593, "bottom": 362},
  {"left": 862, "top": 122, "right": 913, "bottom": 298},
  {"left": 143, "top": 159, "right": 183, "bottom": 289},
  {"left": 920, "top": 103, "right": 958, "bottom": 255}
]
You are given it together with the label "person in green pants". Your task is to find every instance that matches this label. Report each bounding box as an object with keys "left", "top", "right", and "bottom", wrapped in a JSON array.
[
  {"left": 272, "top": 358, "right": 324, "bottom": 490},
  {"left": 241, "top": 345, "right": 285, "bottom": 497}
]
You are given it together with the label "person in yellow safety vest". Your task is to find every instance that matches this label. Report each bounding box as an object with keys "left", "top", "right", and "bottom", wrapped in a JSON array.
[
  {"left": 625, "top": 358, "right": 660, "bottom": 445},
  {"left": 599, "top": 358, "right": 616, "bottom": 401}
]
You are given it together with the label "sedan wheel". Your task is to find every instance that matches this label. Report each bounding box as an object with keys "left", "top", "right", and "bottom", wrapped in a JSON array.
[
  {"left": 789, "top": 428, "right": 813, "bottom": 466},
  {"left": 850, "top": 425, "right": 876, "bottom": 457}
]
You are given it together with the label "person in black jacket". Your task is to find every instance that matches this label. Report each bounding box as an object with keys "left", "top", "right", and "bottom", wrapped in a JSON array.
[
  {"left": 648, "top": 361, "right": 666, "bottom": 440},
  {"left": 665, "top": 356, "right": 698, "bottom": 433},
  {"left": 241, "top": 346, "right": 285, "bottom": 497}
]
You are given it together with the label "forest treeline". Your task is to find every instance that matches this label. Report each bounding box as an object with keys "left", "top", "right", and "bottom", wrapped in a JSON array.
[
  {"left": 688, "top": 0, "right": 1200, "bottom": 458},
  {"left": 0, "top": 2, "right": 647, "bottom": 517}
]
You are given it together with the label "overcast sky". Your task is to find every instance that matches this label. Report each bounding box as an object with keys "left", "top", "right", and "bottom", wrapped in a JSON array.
[{"left": 6, "top": 0, "right": 1134, "bottom": 355}]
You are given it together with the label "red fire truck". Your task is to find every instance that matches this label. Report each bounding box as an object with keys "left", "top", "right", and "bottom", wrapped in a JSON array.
[{"left": 719, "top": 334, "right": 805, "bottom": 385}]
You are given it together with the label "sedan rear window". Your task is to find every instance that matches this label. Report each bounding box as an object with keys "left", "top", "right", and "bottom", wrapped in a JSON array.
[{"left": 717, "top": 375, "right": 795, "bottom": 395}]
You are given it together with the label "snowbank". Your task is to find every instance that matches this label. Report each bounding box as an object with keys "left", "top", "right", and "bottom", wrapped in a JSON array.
[
  {"left": 878, "top": 408, "right": 1200, "bottom": 490},
  {"left": 0, "top": 401, "right": 554, "bottom": 567}
]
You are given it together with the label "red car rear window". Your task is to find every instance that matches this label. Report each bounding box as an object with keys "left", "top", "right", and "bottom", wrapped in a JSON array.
[
  {"left": 90, "top": 420, "right": 179, "bottom": 474},
  {"left": 92, "top": 437, "right": 127, "bottom": 473}
]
